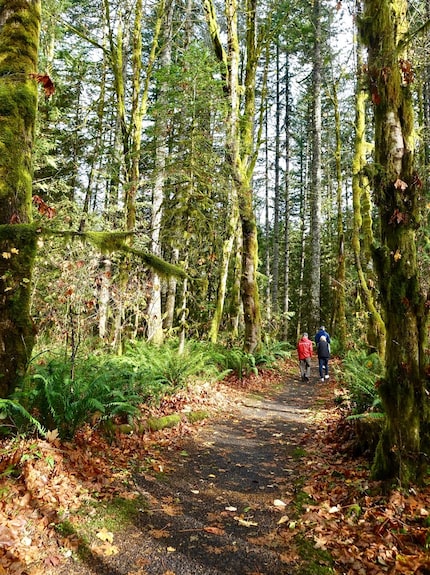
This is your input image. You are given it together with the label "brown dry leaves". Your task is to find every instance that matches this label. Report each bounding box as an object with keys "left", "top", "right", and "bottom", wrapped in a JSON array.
[
  {"left": 282, "top": 384, "right": 430, "bottom": 575},
  {"left": 1, "top": 362, "right": 430, "bottom": 575}
]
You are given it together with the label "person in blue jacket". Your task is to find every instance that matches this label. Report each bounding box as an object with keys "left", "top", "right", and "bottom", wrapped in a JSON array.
[{"left": 315, "top": 325, "right": 331, "bottom": 345}]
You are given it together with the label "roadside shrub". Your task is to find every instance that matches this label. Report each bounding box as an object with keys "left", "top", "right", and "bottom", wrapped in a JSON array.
[
  {"left": 341, "top": 350, "right": 384, "bottom": 415},
  {"left": 15, "top": 358, "right": 140, "bottom": 439},
  {"left": 254, "top": 340, "right": 292, "bottom": 366},
  {"left": 213, "top": 348, "right": 257, "bottom": 379},
  {"left": 208, "top": 340, "right": 292, "bottom": 379},
  {"left": 11, "top": 337, "right": 292, "bottom": 438},
  {"left": 116, "top": 339, "right": 221, "bottom": 402}
]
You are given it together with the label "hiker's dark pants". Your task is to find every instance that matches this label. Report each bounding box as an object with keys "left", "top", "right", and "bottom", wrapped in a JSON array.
[{"left": 318, "top": 358, "right": 329, "bottom": 378}]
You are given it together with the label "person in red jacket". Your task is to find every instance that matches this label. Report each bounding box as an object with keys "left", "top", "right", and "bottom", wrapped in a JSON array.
[{"left": 297, "top": 332, "right": 313, "bottom": 382}]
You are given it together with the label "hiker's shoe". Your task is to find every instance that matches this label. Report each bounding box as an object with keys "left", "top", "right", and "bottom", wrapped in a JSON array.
[
  {"left": 304, "top": 376, "right": 309, "bottom": 382},
  {"left": 321, "top": 378, "right": 324, "bottom": 382},
  {"left": 325, "top": 375, "right": 329, "bottom": 379}
]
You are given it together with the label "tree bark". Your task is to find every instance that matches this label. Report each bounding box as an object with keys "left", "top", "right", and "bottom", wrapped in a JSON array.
[
  {"left": 309, "top": 0, "right": 322, "bottom": 333},
  {"left": 351, "top": 19, "right": 386, "bottom": 356},
  {"left": 282, "top": 51, "right": 291, "bottom": 341},
  {"left": 272, "top": 42, "right": 281, "bottom": 315},
  {"left": 209, "top": 194, "right": 240, "bottom": 343},
  {"left": 331, "top": 77, "right": 347, "bottom": 353},
  {"left": 0, "top": 0, "right": 41, "bottom": 396},
  {"left": 203, "top": 0, "right": 262, "bottom": 353},
  {"left": 147, "top": 0, "right": 173, "bottom": 345},
  {"left": 360, "top": 0, "right": 429, "bottom": 484}
]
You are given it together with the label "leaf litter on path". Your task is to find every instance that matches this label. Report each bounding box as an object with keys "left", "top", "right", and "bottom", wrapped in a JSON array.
[{"left": 2, "top": 360, "right": 430, "bottom": 574}]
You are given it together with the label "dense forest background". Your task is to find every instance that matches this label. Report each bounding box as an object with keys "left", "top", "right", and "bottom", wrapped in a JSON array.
[
  {"left": 32, "top": 0, "right": 358, "bottom": 350},
  {"left": 1, "top": 0, "right": 430, "bottom": 485}
]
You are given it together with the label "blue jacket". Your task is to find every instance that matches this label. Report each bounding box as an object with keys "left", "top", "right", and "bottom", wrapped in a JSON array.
[{"left": 315, "top": 329, "right": 331, "bottom": 344}]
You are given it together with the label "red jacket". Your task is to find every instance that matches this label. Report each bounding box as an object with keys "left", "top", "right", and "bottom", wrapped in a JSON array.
[{"left": 297, "top": 336, "right": 313, "bottom": 360}]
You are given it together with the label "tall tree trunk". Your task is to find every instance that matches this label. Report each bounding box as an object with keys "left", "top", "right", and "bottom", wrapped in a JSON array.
[
  {"left": 272, "top": 42, "right": 281, "bottom": 315},
  {"left": 164, "top": 247, "right": 179, "bottom": 330},
  {"left": 105, "top": 0, "right": 164, "bottom": 349},
  {"left": 360, "top": 0, "right": 429, "bottom": 484},
  {"left": 264, "top": 115, "right": 272, "bottom": 324},
  {"left": 208, "top": 194, "right": 240, "bottom": 342},
  {"left": 296, "top": 135, "right": 309, "bottom": 338},
  {"left": 127, "top": 0, "right": 164, "bottom": 231},
  {"left": 147, "top": 0, "right": 173, "bottom": 345},
  {"left": 281, "top": 51, "right": 291, "bottom": 341},
  {"left": 309, "top": 0, "right": 322, "bottom": 333},
  {"left": 97, "top": 257, "right": 112, "bottom": 339},
  {"left": 351, "top": 19, "right": 386, "bottom": 356},
  {"left": 331, "top": 77, "right": 347, "bottom": 353},
  {"left": 229, "top": 231, "right": 243, "bottom": 338},
  {"left": 0, "top": 0, "right": 41, "bottom": 396},
  {"left": 203, "top": 0, "right": 262, "bottom": 353}
]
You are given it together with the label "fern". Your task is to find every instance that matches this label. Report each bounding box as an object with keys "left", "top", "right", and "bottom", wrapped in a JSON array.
[
  {"left": 0, "top": 399, "right": 46, "bottom": 436},
  {"left": 18, "top": 359, "right": 140, "bottom": 439},
  {"left": 215, "top": 349, "right": 258, "bottom": 379},
  {"left": 341, "top": 351, "right": 384, "bottom": 415},
  {"left": 117, "top": 339, "right": 221, "bottom": 402}
]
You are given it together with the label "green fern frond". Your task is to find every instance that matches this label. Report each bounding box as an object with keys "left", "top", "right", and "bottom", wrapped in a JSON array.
[{"left": 0, "top": 399, "right": 46, "bottom": 436}]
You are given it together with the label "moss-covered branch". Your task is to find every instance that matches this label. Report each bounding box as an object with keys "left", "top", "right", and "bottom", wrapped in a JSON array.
[{"left": 36, "top": 227, "right": 188, "bottom": 280}]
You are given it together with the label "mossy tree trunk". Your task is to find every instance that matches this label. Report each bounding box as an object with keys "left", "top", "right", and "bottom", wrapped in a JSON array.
[
  {"left": 360, "top": 0, "right": 429, "bottom": 484},
  {"left": 203, "top": 0, "right": 262, "bottom": 353},
  {"left": 0, "top": 0, "right": 41, "bottom": 396},
  {"left": 351, "top": 25, "right": 386, "bottom": 357},
  {"left": 147, "top": 0, "right": 173, "bottom": 346}
]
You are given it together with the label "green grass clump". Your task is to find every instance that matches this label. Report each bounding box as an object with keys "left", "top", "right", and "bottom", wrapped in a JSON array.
[{"left": 293, "top": 535, "right": 335, "bottom": 575}]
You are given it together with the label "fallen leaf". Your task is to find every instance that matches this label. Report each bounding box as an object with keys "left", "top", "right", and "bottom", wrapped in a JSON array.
[
  {"left": 96, "top": 527, "right": 114, "bottom": 543},
  {"left": 314, "top": 536, "right": 328, "bottom": 550},
  {"left": 44, "top": 554, "right": 63, "bottom": 567},
  {"left": 91, "top": 542, "right": 119, "bottom": 556},
  {"left": 393, "top": 249, "right": 402, "bottom": 262},
  {"left": 204, "top": 526, "right": 225, "bottom": 536},
  {"left": 394, "top": 178, "right": 408, "bottom": 191},
  {"left": 234, "top": 516, "right": 258, "bottom": 527},
  {"left": 149, "top": 528, "right": 169, "bottom": 539}
]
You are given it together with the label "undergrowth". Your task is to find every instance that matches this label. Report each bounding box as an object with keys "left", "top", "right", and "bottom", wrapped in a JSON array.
[
  {"left": 336, "top": 350, "right": 384, "bottom": 416},
  {"left": 8, "top": 338, "right": 290, "bottom": 440}
]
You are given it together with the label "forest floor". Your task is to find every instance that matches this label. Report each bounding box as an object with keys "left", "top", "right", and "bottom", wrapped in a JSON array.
[{"left": 1, "top": 358, "right": 430, "bottom": 575}]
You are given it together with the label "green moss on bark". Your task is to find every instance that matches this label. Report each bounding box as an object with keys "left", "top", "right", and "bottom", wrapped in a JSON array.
[{"left": 0, "top": 0, "right": 41, "bottom": 396}]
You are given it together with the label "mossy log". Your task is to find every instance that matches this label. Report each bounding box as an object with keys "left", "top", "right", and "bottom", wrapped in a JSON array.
[
  {"left": 144, "top": 414, "right": 181, "bottom": 431},
  {"left": 185, "top": 410, "right": 210, "bottom": 423},
  {"left": 102, "top": 410, "right": 210, "bottom": 435}
]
